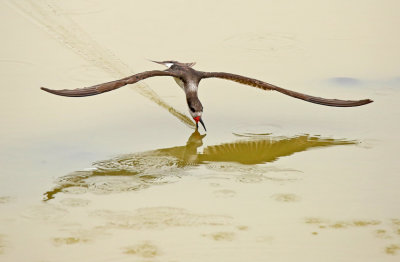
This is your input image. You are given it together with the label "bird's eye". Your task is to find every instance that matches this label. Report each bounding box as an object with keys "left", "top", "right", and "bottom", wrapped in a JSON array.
[{"left": 189, "top": 107, "right": 195, "bottom": 112}]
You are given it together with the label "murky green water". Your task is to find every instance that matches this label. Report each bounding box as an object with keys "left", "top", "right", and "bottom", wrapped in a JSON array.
[{"left": 1, "top": 0, "right": 400, "bottom": 261}]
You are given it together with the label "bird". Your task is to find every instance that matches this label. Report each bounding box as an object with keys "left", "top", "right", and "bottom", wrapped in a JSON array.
[{"left": 41, "top": 60, "right": 373, "bottom": 131}]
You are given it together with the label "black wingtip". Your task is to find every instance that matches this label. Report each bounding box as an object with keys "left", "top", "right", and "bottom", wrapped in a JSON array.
[
  {"left": 41, "top": 87, "right": 52, "bottom": 93},
  {"left": 356, "top": 99, "right": 374, "bottom": 106},
  {"left": 41, "top": 87, "right": 60, "bottom": 96}
]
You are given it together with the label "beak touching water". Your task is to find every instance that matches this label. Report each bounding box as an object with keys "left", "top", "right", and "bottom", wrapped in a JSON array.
[{"left": 193, "top": 116, "right": 207, "bottom": 131}]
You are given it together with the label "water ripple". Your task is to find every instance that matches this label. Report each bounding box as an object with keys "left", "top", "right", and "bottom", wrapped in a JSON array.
[{"left": 44, "top": 131, "right": 356, "bottom": 200}]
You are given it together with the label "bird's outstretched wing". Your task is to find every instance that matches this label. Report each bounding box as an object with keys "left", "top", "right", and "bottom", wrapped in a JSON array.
[
  {"left": 41, "top": 70, "right": 179, "bottom": 97},
  {"left": 202, "top": 72, "right": 373, "bottom": 107}
]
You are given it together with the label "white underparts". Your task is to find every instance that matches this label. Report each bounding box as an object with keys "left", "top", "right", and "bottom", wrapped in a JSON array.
[
  {"left": 185, "top": 82, "right": 198, "bottom": 92},
  {"left": 173, "top": 77, "right": 185, "bottom": 89},
  {"left": 173, "top": 78, "right": 199, "bottom": 95}
]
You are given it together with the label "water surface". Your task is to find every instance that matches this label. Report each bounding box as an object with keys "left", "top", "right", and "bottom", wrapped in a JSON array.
[{"left": 1, "top": 0, "right": 400, "bottom": 261}]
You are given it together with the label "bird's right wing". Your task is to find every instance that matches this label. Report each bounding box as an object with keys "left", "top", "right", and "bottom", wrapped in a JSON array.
[
  {"left": 202, "top": 72, "right": 373, "bottom": 107},
  {"left": 41, "top": 70, "right": 179, "bottom": 97}
]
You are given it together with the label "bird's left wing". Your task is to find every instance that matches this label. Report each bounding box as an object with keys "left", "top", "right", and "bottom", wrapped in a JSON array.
[
  {"left": 41, "top": 70, "right": 179, "bottom": 97},
  {"left": 201, "top": 72, "right": 373, "bottom": 107}
]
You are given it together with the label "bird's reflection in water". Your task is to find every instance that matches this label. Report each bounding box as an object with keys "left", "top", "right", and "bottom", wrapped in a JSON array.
[{"left": 44, "top": 131, "right": 356, "bottom": 200}]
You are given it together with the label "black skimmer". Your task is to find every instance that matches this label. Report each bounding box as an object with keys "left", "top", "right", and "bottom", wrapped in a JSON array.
[{"left": 41, "top": 60, "right": 373, "bottom": 130}]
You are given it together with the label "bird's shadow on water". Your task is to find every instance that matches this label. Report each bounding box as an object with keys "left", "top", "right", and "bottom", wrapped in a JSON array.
[{"left": 43, "top": 131, "right": 357, "bottom": 201}]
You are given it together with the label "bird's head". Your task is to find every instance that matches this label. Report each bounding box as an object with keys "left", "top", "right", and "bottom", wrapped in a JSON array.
[
  {"left": 187, "top": 97, "right": 206, "bottom": 131},
  {"left": 150, "top": 60, "right": 196, "bottom": 69}
]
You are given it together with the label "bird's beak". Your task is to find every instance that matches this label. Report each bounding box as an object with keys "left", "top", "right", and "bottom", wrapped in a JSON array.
[
  {"left": 193, "top": 116, "right": 207, "bottom": 131},
  {"left": 199, "top": 118, "right": 207, "bottom": 131}
]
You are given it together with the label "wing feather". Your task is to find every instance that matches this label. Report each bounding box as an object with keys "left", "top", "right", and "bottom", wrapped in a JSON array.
[
  {"left": 202, "top": 72, "right": 373, "bottom": 107},
  {"left": 41, "top": 70, "right": 179, "bottom": 97}
]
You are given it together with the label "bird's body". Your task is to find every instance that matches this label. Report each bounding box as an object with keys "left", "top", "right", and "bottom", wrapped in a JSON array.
[{"left": 41, "top": 60, "right": 373, "bottom": 130}]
